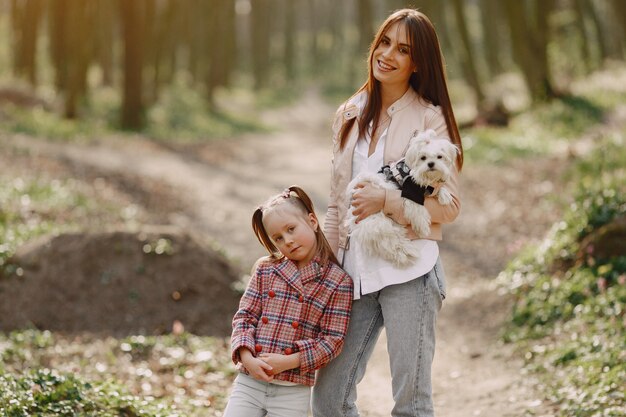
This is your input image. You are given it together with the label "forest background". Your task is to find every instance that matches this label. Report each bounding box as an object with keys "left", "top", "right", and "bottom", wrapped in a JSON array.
[{"left": 0, "top": 0, "right": 624, "bottom": 416}]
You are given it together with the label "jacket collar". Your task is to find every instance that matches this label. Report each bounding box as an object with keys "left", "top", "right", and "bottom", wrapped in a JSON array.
[
  {"left": 349, "top": 87, "right": 419, "bottom": 118},
  {"left": 386, "top": 87, "right": 419, "bottom": 117},
  {"left": 273, "top": 256, "right": 324, "bottom": 293}
]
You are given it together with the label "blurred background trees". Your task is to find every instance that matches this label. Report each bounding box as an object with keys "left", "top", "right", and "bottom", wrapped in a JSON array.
[{"left": 2, "top": 0, "right": 625, "bottom": 130}]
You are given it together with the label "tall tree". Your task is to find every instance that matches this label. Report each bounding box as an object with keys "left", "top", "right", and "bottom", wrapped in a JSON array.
[
  {"left": 572, "top": 0, "right": 594, "bottom": 73},
  {"left": 207, "top": 0, "right": 236, "bottom": 103},
  {"left": 10, "top": 0, "right": 44, "bottom": 85},
  {"left": 48, "top": 0, "right": 68, "bottom": 91},
  {"left": 250, "top": 0, "right": 271, "bottom": 89},
  {"left": 284, "top": 0, "right": 296, "bottom": 82},
  {"left": 94, "top": 0, "right": 115, "bottom": 87},
  {"left": 450, "top": 0, "right": 486, "bottom": 107},
  {"left": 357, "top": 0, "right": 374, "bottom": 58},
  {"left": 504, "top": 0, "right": 557, "bottom": 102},
  {"left": 64, "top": 0, "right": 94, "bottom": 119},
  {"left": 119, "top": 0, "right": 145, "bottom": 129},
  {"left": 480, "top": 0, "right": 505, "bottom": 77}
]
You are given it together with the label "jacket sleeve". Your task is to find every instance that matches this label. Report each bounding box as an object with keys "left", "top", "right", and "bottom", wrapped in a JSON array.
[
  {"left": 293, "top": 272, "right": 353, "bottom": 373},
  {"left": 230, "top": 262, "right": 265, "bottom": 364},
  {"left": 382, "top": 106, "right": 461, "bottom": 226},
  {"left": 324, "top": 108, "right": 345, "bottom": 256}
]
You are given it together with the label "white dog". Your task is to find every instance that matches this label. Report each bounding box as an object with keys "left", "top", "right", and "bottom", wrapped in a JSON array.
[{"left": 346, "top": 130, "right": 458, "bottom": 267}]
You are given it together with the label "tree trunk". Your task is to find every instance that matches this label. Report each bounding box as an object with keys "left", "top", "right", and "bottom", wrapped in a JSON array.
[
  {"left": 95, "top": 0, "right": 115, "bottom": 87},
  {"left": 572, "top": 0, "right": 593, "bottom": 73},
  {"left": 450, "top": 0, "right": 486, "bottom": 106},
  {"left": 429, "top": 0, "right": 457, "bottom": 73},
  {"left": 581, "top": 0, "right": 609, "bottom": 62},
  {"left": 480, "top": 0, "right": 504, "bottom": 77},
  {"left": 251, "top": 0, "right": 271, "bottom": 90},
  {"left": 206, "top": 0, "right": 236, "bottom": 105},
  {"left": 503, "top": 0, "right": 556, "bottom": 102},
  {"left": 10, "top": 0, "right": 43, "bottom": 85},
  {"left": 119, "top": 0, "right": 144, "bottom": 129},
  {"left": 48, "top": 0, "right": 68, "bottom": 91},
  {"left": 62, "top": 0, "right": 94, "bottom": 119},
  {"left": 284, "top": 0, "right": 296, "bottom": 81},
  {"left": 357, "top": 0, "right": 374, "bottom": 58}
]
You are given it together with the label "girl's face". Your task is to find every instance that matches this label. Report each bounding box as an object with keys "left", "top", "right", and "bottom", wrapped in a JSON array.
[
  {"left": 263, "top": 206, "right": 319, "bottom": 268},
  {"left": 372, "top": 21, "right": 416, "bottom": 88}
]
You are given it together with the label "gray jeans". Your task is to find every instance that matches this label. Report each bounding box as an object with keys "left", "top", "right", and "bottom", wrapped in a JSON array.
[
  {"left": 224, "top": 373, "right": 311, "bottom": 417},
  {"left": 312, "top": 258, "right": 446, "bottom": 417}
]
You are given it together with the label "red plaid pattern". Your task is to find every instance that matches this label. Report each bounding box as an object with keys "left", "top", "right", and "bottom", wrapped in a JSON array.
[{"left": 231, "top": 256, "right": 353, "bottom": 386}]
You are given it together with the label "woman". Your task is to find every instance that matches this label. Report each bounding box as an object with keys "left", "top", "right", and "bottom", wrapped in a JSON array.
[{"left": 312, "top": 8, "right": 463, "bottom": 417}]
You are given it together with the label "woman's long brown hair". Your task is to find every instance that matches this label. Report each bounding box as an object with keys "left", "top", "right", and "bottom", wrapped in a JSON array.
[
  {"left": 252, "top": 185, "right": 339, "bottom": 267},
  {"left": 338, "top": 8, "right": 463, "bottom": 170}
]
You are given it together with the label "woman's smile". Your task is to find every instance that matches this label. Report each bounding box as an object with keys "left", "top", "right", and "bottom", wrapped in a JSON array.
[{"left": 377, "top": 59, "right": 395, "bottom": 72}]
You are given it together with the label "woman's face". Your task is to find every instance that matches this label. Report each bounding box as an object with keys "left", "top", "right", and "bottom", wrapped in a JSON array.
[{"left": 372, "top": 21, "right": 416, "bottom": 88}]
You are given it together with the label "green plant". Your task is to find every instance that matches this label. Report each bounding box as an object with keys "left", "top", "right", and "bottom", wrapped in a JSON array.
[{"left": 499, "top": 133, "right": 625, "bottom": 415}]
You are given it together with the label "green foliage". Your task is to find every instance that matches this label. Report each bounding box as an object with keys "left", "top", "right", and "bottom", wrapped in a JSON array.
[
  {"left": 499, "top": 133, "right": 626, "bottom": 415},
  {"left": 0, "top": 369, "right": 176, "bottom": 416},
  {"left": 146, "top": 80, "right": 269, "bottom": 142},
  {"left": 464, "top": 94, "right": 608, "bottom": 164},
  {"left": 0, "top": 176, "right": 124, "bottom": 276},
  {"left": 0, "top": 81, "right": 268, "bottom": 143},
  {"left": 0, "top": 105, "right": 97, "bottom": 142},
  {"left": 0, "top": 330, "right": 234, "bottom": 417},
  {"left": 464, "top": 65, "right": 626, "bottom": 164}
]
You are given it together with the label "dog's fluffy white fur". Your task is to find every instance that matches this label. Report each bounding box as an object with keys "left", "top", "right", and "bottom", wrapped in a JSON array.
[{"left": 346, "top": 130, "right": 458, "bottom": 267}]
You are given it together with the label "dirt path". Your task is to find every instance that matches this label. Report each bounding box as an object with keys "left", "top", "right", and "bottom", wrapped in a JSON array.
[{"left": 3, "top": 89, "right": 563, "bottom": 416}]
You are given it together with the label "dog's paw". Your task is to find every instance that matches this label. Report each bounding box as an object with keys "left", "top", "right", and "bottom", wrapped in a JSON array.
[
  {"left": 437, "top": 187, "right": 453, "bottom": 206},
  {"left": 412, "top": 215, "right": 431, "bottom": 237},
  {"left": 404, "top": 202, "right": 431, "bottom": 237}
]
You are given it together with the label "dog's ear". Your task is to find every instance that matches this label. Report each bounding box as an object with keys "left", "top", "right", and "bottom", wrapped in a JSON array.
[
  {"left": 443, "top": 141, "right": 459, "bottom": 163},
  {"left": 404, "top": 139, "right": 423, "bottom": 169},
  {"left": 415, "top": 129, "right": 437, "bottom": 142}
]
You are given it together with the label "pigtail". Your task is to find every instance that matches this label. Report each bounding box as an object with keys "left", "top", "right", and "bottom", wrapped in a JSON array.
[
  {"left": 288, "top": 185, "right": 340, "bottom": 267},
  {"left": 251, "top": 207, "right": 283, "bottom": 261}
]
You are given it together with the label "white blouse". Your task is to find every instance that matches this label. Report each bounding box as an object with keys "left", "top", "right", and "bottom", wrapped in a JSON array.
[{"left": 339, "top": 125, "right": 439, "bottom": 300}]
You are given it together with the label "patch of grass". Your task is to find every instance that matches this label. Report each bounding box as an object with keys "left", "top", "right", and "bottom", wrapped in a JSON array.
[
  {"left": 463, "top": 93, "right": 610, "bottom": 164},
  {"left": 145, "top": 80, "right": 269, "bottom": 142},
  {"left": 0, "top": 176, "right": 125, "bottom": 276},
  {"left": 498, "top": 133, "right": 626, "bottom": 415},
  {"left": 0, "top": 80, "right": 269, "bottom": 143},
  {"left": 0, "top": 330, "right": 234, "bottom": 417},
  {"left": 0, "top": 368, "right": 176, "bottom": 416},
  {"left": 0, "top": 105, "right": 101, "bottom": 142}
]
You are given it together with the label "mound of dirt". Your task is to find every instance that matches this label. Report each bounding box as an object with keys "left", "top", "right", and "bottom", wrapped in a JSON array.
[{"left": 0, "top": 227, "right": 242, "bottom": 336}]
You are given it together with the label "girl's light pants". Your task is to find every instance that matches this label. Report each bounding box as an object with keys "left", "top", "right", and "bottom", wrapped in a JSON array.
[
  {"left": 312, "top": 258, "right": 446, "bottom": 417},
  {"left": 223, "top": 373, "right": 311, "bottom": 417}
]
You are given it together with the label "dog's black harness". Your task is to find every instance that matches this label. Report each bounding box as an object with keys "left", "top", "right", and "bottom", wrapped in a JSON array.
[{"left": 379, "top": 158, "right": 434, "bottom": 206}]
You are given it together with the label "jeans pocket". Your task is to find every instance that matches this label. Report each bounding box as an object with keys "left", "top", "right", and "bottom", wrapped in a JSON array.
[{"left": 433, "top": 259, "right": 447, "bottom": 301}]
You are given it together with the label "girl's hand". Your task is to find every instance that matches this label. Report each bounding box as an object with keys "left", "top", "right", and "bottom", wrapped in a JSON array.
[
  {"left": 351, "top": 183, "right": 385, "bottom": 223},
  {"left": 259, "top": 352, "right": 301, "bottom": 375},
  {"left": 239, "top": 348, "right": 274, "bottom": 382}
]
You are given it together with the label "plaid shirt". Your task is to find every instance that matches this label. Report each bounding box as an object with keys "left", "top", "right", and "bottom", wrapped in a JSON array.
[{"left": 231, "top": 256, "right": 353, "bottom": 386}]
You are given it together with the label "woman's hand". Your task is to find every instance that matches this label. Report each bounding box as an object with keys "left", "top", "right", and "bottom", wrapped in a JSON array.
[{"left": 351, "top": 183, "right": 385, "bottom": 223}]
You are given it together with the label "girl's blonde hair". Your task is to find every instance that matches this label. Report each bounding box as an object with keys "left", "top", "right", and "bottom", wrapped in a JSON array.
[{"left": 252, "top": 185, "right": 339, "bottom": 266}]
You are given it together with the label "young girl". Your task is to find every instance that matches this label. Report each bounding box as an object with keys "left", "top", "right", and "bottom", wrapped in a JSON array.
[
  {"left": 223, "top": 186, "right": 353, "bottom": 417},
  {"left": 313, "top": 8, "right": 463, "bottom": 417}
]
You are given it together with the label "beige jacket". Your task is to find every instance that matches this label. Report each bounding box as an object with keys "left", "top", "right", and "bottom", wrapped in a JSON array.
[{"left": 324, "top": 88, "right": 461, "bottom": 255}]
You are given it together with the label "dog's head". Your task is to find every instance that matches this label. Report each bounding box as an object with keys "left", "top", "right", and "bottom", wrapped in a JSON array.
[{"left": 404, "top": 137, "right": 458, "bottom": 185}]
